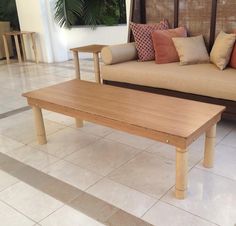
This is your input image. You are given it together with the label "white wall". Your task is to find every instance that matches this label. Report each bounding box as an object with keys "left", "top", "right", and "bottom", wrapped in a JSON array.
[
  {"left": 16, "top": 0, "right": 131, "bottom": 62},
  {"left": 15, "top": 0, "right": 54, "bottom": 62}
]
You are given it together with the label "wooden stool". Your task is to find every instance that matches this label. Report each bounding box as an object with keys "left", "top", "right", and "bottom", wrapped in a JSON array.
[
  {"left": 70, "top": 44, "right": 106, "bottom": 84},
  {"left": 2, "top": 31, "right": 38, "bottom": 64}
]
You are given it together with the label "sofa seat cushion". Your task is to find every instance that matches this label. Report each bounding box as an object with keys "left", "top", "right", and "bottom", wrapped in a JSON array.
[{"left": 101, "top": 61, "right": 236, "bottom": 101}]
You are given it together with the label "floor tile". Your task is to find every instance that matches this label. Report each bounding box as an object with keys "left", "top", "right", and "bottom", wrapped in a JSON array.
[
  {"left": 197, "top": 144, "right": 236, "bottom": 181},
  {"left": 220, "top": 129, "right": 236, "bottom": 148},
  {"left": 0, "top": 111, "right": 65, "bottom": 144},
  {"left": 146, "top": 136, "right": 205, "bottom": 167},
  {"left": 106, "top": 210, "right": 153, "bottom": 226},
  {"left": 0, "top": 153, "right": 26, "bottom": 173},
  {"left": 108, "top": 152, "right": 175, "bottom": 199},
  {"left": 0, "top": 170, "right": 18, "bottom": 192},
  {"left": 65, "top": 138, "right": 141, "bottom": 176},
  {"left": 0, "top": 135, "right": 24, "bottom": 153},
  {"left": 44, "top": 112, "right": 75, "bottom": 126},
  {"left": 0, "top": 201, "right": 35, "bottom": 226},
  {"left": 87, "top": 178, "right": 157, "bottom": 217},
  {"left": 215, "top": 120, "right": 235, "bottom": 143},
  {"left": 13, "top": 165, "right": 82, "bottom": 203},
  {"left": 31, "top": 127, "right": 100, "bottom": 158},
  {"left": 74, "top": 121, "right": 113, "bottom": 137},
  {"left": 40, "top": 205, "right": 105, "bottom": 226},
  {"left": 5, "top": 145, "right": 59, "bottom": 170},
  {"left": 70, "top": 192, "right": 118, "bottom": 223},
  {"left": 0, "top": 104, "right": 12, "bottom": 114},
  {"left": 43, "top": 160, "right": 102, "bottom": 190},
  {"left": 105, "top": 131, "right": 155, "bottom": 150},
  {"left": 162, "top": 168, "right": 236, "bottom": 226},
  {"left": 143, "top": 201, "right": 217, "bottom": 226},
  {"left": 0, "top": 182, "right": 63, "bottom": 222}
]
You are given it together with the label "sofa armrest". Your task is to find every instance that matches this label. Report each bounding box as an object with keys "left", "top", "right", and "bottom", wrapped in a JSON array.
[{"left": 101, "top": 42, "right": 138, "bottom": 65}]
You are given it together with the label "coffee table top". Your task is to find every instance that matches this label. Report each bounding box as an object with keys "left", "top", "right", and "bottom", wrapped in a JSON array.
[
  {"left": 70, "top": 44, "right": 106, "bottom": 53},
  {"left": 23, "top": 80, "right": 225, "bottom": 148}
]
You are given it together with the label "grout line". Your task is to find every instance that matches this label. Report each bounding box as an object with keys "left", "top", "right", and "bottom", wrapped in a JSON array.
[
  {"left": 0, "top": 199, "right": 37, "bottom": 224},
  {"left": 0, "top": 180, "right": 21, "bottom": 194},
  {"left": 161, "top": 200, "right": 221, "bottom": 226},
  {"left": 36, "top": 204, "right": 65, "bottom": 224},
  {"left": 193, "top": 165, "right": 236, "bottom": 183}
]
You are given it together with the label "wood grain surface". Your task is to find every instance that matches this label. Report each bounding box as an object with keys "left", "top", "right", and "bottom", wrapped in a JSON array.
[{"left": 23, "top": 80, "right": 225, "bottom": 148}]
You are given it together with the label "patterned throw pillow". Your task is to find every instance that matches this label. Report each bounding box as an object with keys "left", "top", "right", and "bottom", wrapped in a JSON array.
[{"left": 130, "top": 20, "right": 169, "bottom": 61}]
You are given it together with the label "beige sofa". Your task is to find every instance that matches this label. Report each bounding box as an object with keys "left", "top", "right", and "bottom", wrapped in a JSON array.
[{"left": 101, "top": 43, "right": 236, "bottom": 120}]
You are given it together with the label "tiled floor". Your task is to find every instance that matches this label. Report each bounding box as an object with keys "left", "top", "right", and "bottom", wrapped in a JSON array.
[{"left": 0, "top": 59, "right": 236, "bottom": 226}]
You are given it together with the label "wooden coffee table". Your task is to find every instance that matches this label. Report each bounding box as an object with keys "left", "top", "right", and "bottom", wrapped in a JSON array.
[{"left": 22, "top": 80, "right": 225, "bottom": 199}]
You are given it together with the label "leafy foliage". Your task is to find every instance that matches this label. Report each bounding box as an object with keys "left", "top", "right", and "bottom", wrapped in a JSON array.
[
  {"left": 54, "top": 0, "right": 126, "bottom": 29},
  {"left": 0, "top": 0, "right": 19, "bottom": 29},
  {"left": 54, "top": 0, "right": 83, "bottom": 28}
]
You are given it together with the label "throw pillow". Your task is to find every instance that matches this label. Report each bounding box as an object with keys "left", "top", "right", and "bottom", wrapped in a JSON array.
[
  {"left": 229, "top": 30, "right": 236, "bottom": 69},
  {"left": 210, "top": 31, "right": 236, "bottom": 70},
  {"left": 172, "top": 35, "right": 209, "bottom": 65},
  {"left": 152, "top": 27, "right": 187, "bottom": 64},
  {"left": 130, "top": 20, "right": 169, "bottom": 61}
]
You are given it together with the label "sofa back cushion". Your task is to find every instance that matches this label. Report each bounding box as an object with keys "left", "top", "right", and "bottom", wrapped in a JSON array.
[
  {"left": 130, "top": 20, "right": 169, "bottom": 62},
  {"left": 210, "top": 31, "right": 236, "bottom": 70},
  {"left": 172, "top": 35, "right": 209, "bottom": 65},
  {"left": 152, "top": 27, "right": 187, "bottom": 64},
  {"left": 229, "top": 30, "right": 236, "bottom": 69}
]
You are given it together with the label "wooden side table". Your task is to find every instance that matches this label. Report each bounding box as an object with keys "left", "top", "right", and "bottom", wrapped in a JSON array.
[
  {"left": 2, "top": 31, "right": 38, "bottom": 64},
  {"left": 70, "top": 44, "right": 106, "bottom": 83}
]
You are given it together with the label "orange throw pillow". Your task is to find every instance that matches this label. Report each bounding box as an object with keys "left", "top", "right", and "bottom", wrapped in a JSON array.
[
  {"left": 229, "top": 30, "right": 236, "bottom": 69},
  {"left": 152, "top": 27, "right": 187, "bottom": 64}
]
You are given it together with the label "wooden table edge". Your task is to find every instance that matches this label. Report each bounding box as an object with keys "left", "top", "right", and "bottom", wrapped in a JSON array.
[{"left": 23, "top": 95, "right": 189, "bottom": 149}]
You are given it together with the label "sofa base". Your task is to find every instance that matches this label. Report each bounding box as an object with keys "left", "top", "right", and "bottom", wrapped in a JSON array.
[{"left": 103, "top": 80, "right": 236, "bottom": 121}]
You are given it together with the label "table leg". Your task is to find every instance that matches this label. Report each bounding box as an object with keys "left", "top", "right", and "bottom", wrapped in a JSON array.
[
  {"left": 31, "top": 33, "right": 39, "bottom": 63},
  {"left": 93, "top": 53, "right": 101, "bottom": 83},
  {"left": 73, "top": 51, "right": 81, "bottom": 79},
  {"left": 2, "top": 35, "right": 10, "bottom": 64},
  {"left": 72, "top": 51, "right": 82, "bottom": 125},
  {"left": 175, "top": 147, "right": 188, "bottom": 199},
  {"left": 20, "top": 34, "right": 27, "bottom": 61},
  {"left": 32, "top": 106, "right": 47, "bottom": 145},
  {"left": 204, "top": 124, "right": 216, "bottom": 168},
  {"left": 75, "top": 118, "right": 83, "bottom": 128},
  {"left": 14, "top": 35, "right": 22, "bottom": 63}
]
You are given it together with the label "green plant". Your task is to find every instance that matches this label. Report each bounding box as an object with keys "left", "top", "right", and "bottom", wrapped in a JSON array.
[
  {"left": 0, "top": 0, "right": 19, "bottom": 29},
  {"left": 54, "top": 0, "right": 126, "bottom": 29},
  {"left": 54, "top": 0, "right": 83, "bottom": 28}
]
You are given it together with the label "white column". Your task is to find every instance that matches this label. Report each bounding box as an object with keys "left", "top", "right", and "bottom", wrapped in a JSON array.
[{"left": 15, "top": 0, "right": 68, "bottom": 63}]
